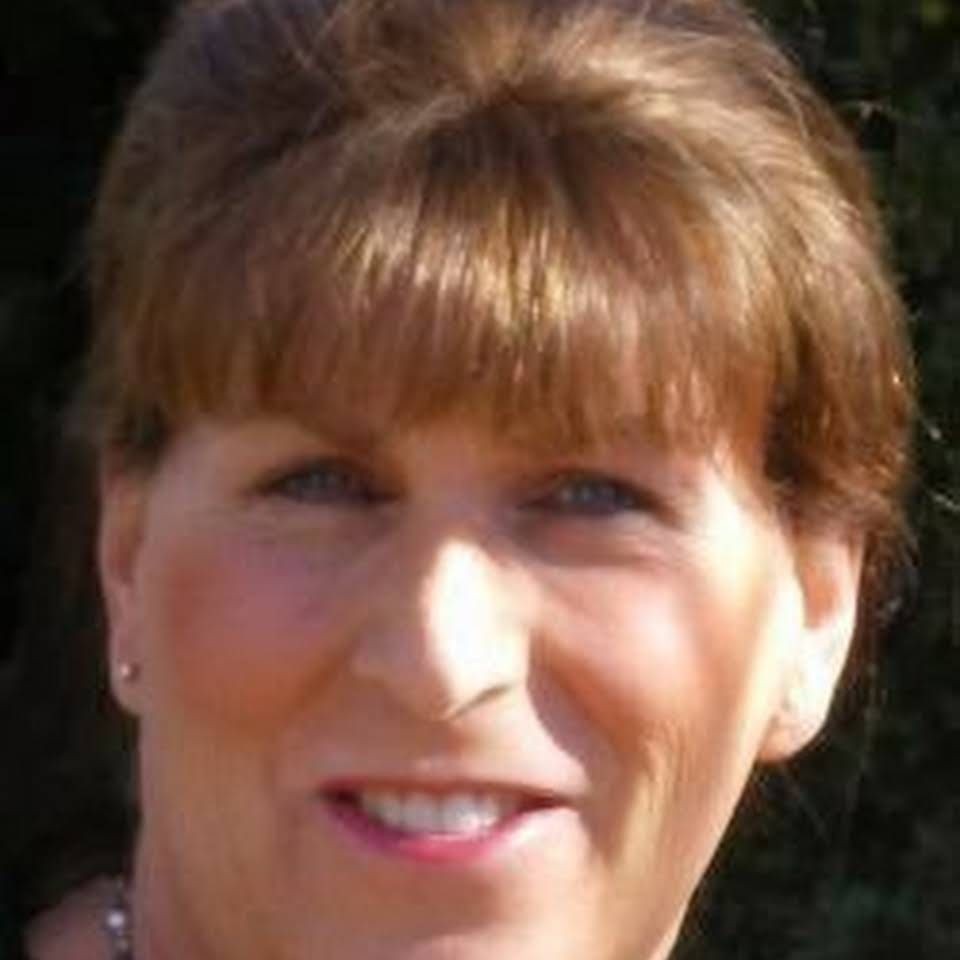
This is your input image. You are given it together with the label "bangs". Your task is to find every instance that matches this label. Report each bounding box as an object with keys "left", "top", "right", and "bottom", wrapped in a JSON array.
[{"left": 107, "top": 103, "right": 785, "bottom": 460}]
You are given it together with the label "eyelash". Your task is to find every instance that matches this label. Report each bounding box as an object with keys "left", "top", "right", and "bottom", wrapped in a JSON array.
[
  {"left": 260, "top": 459, "right": 384, "bottom": 506},
  {"left": 532, "top": 473, "right": 655, "bottom": 517},
  {"left": 259, "top": 461, "right": 656, "bottom": 520}
]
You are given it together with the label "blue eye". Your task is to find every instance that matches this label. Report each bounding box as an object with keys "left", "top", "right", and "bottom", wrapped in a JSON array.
[
  {"left": 536, "top": 473, "right": 651, "bottom": 516},
  {"left": 262, "top": 459, "right": 382, "bottom": 506}
]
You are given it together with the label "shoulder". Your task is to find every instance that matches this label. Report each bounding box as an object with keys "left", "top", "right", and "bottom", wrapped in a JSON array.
[{"left": 23, "top": 876, "right": 115, "bottom": 960}]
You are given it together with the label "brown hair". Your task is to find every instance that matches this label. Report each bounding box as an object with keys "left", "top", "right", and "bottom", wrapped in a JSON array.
[{"left": 83, "top": 0, "right": 913, "bottom": 615}]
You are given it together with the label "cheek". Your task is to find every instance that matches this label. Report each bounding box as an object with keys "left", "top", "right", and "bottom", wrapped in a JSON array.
[
  {"left": 542, "top": 548, "right": 795, "bottom": 899},
  {"left": 544, "top": 548, "right": 789, "bottom": 769},
  {"left": 137, "top": 528, "right": 350, "bottom": 732}
]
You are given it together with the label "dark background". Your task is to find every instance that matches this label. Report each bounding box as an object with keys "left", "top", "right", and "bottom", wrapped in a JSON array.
[{"left": 1, "top": 1, "right": 957, "bottom": 957}]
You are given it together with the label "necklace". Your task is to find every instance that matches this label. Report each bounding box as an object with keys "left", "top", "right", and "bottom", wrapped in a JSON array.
[{"left": 103, "top": 878, "right": 134, "bottom": 959}]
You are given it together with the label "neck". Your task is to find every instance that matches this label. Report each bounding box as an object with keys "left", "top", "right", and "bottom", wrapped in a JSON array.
[{"left": 130, "top": 841, "right": 216, "bottom": 960}]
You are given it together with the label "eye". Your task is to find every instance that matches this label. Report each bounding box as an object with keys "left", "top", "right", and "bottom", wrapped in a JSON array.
[
  {"left": 532, "top": 472, "right": 656, "bottom": 517},
  {"left": 259, "top": 458, "right": 384, "bottom": 507}
]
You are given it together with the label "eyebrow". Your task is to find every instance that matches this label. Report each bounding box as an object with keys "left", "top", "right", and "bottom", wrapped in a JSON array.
[
  {"left": 279, "top": 407, "right": 707, "bottom": 488},
  {"left": 296, "top": 415, "right": 390, "bottom": 459},
  {"left": 506, "top": 416, "right": 672, "bottom": 461}
]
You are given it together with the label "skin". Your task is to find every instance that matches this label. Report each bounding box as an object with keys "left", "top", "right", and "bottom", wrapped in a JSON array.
[{"left": 97, "top": 412, "right": 862, "bottom": 960}]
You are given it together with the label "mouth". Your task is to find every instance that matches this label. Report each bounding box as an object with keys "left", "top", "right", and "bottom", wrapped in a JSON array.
[
  {"left": 321, "top": 783, "right": 568, "bottom": 862},
  {"left": 328, "top": 786, "right": 552, "bottom": 835}
]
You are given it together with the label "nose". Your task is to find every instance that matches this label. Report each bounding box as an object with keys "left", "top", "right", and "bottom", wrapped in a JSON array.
[{"left": 349, "top": 538, "right": 531, "bottom": 721}]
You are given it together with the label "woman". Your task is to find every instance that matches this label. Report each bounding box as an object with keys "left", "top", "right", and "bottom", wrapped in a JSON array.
[{"left": 24, "top": 0, "right": 913, "bottom": 957}]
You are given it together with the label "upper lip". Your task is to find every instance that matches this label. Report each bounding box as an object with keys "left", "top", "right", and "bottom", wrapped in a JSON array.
[{"left": 318, "top": 773, "right": 580, "bottom": 807}]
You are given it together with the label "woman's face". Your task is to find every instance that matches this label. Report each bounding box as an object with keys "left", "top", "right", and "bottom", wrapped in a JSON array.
[{"left": 101, "top": 412, "right": 859, "bottom": 960}]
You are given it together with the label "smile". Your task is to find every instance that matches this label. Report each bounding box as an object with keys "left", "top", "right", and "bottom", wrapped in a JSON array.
[
  {"left": 322, "top": 783, "right": 568, "bottom": 864},
  {"left": 341, "top": 788, "right": 525, "bottom": 836}
]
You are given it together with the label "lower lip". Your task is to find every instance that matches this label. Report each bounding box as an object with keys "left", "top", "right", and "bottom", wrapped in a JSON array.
[{"left": 323, "top": 796, "right": 562, "bottom": 866}]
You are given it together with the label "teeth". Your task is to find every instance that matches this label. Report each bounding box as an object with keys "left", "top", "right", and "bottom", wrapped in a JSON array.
[{"left": 356, "top": 790, "right": 521, "bottom": 835}]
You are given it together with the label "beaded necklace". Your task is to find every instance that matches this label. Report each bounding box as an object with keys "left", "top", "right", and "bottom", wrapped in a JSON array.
[{"left": 103, "top": 879, "right": 134, "bottom": 960}]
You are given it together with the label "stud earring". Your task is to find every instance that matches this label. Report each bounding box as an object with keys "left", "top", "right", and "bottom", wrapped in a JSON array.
[{"left": 117, "top": 661, "right": 141, "bottom": 683}]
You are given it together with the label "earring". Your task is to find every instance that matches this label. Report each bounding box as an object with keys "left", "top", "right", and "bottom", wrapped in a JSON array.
[{"left": 117, "top": 661, "right": 141, "bottom": 683}]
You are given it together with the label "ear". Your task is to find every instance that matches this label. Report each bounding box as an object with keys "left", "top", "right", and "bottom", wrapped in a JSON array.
[
  {"left": 759, "top": 529, "right": 864, "bottom": 762},
  {"left": 98, "top": 463, "right": 149, "bottom": 715}
]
